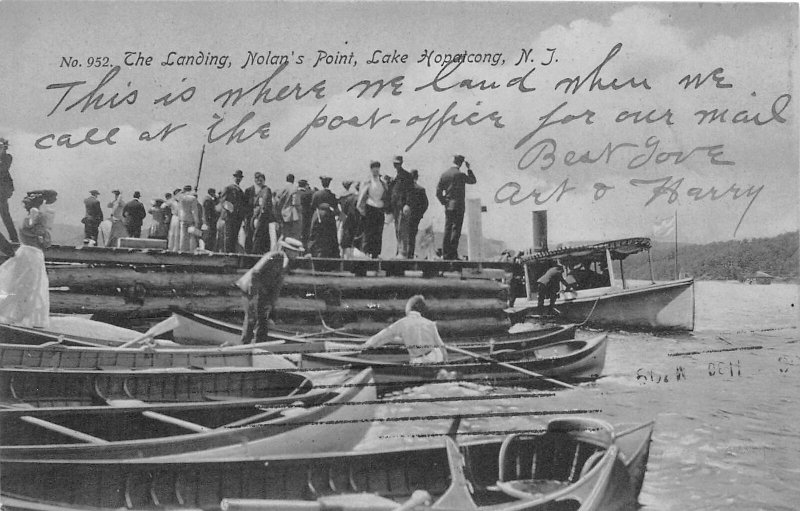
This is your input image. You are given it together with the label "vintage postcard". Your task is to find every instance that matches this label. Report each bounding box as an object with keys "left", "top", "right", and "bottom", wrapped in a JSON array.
[{"left": 0, "top": 2, "right": 797, "bottom": 510}]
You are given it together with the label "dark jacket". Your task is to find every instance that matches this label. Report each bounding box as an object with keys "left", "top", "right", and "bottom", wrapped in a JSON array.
[
  {"left": 408, "top": 182, "right": 429, "bottom": 221},
  {"left": 219, "top": 183, "right": 246, "bottom": 219},
  {"left": 0, "top": 153, "right": 13, "bottom": 200},
  {"left": 311, "top": 188, "right": 339, "bottom": 216},
  {"left": 202, "top": 194, "right": 219, "bottom": 228},
  {"left": 122, "top": 199, "right": 147, "bottom": 228},
  {"left": 436, "top": 166, "right": 477, "bottom": 211},
  {"left": 390, "top": 165, "right": 414, "bottom": 213},
  {"left": 83, "top": 196, "right": 103, "bottom": 223}
]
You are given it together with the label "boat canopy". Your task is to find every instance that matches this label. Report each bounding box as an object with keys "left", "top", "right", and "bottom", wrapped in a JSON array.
[{"left": 519, "top": 237, "right": 652, "bottom": 264}]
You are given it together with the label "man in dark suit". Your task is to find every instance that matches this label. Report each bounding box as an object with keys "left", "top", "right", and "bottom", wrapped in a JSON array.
[
  {"left": 406, "top": 169, "right": 429, "bottom": 259},
  {"left": 242, "top": 172, "right": 266, "bottom": 254},
  {"left": 436, "top": 155, "right": 476, "bottom": 260},
  {"left": 201, "top": 188, "right": 219, "bottom": 251},
  {"left": 218, "top": 169, "right": 246, "bottom": 253},
  {"left": 122, "top": 191, "right": 147, "bottom": 238},
  {"left": 0, "top": 138, "right": 18, "bottom": 244},
  {"left": 296, "top": 179, "right": 314, "bottom": 248},
  {"left": 82, "top": 190, "right": 103, "bottom": 245},
  {"left": 390, "top": 155, "right": 414, "bottom": 257}
]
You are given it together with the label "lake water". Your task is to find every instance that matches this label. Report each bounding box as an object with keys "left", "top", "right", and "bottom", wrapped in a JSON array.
[{"left": 359, "top": 281, "right": 800, "bottom": 510}]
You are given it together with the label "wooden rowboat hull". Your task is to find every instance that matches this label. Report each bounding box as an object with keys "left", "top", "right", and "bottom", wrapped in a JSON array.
[
  {"left": 0, "top": 365, "right": 309, "bottom": 407},
  {"left": 171, "top": 309, "right": 577, "bottom": 353},
  {"left": 0, "top": 369, "right": 375, "bottom": 461},
  {"left": 0, "top": 418, "right": 654, "bottom": 511},
  {"left": 300, "top": 334, "right": 608, "bottom": 393}
]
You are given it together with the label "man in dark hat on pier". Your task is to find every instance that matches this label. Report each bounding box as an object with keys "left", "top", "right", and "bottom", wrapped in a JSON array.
[
  {"left": 406, "top": 169, "right": 428, "bottom": 258},
  {"left": 436, "top": 154, "right": 476, "bottom": 260},
  {"left": 201, "top": 188, "right": 219, "bottom": 251},
  {"left": 122, "top": 191, "right": 147, "bottom": 238},
  {"left": 390, "top": 155, "right": 414, "bottom": 258},
  {"left": 82, "top": 190, "right": 103, "bottom": 245},
  {"left": 296, "top": 179, "right": 314, "bottom": 248},
  {"left": 218, "top": 169, "right": 246, "bottom": 253},
  {"left": 0, "top": 138, "right": 18, "bottom": 245},
  {"left": 243, "top": 171, "right": 268, "bottom": 254}
]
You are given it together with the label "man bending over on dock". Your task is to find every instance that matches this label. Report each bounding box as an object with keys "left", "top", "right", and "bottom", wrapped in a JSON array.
[
  {"left": 236, "top": 251, "right": 288, "bottom": 344},
  {"left": 362, "top": 295, "right": 448, "bottom": 364}
]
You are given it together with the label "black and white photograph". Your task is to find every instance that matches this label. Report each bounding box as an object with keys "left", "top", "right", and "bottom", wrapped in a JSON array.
[{"left": 0, "top": 1, "right": 797, "bottom": 510}]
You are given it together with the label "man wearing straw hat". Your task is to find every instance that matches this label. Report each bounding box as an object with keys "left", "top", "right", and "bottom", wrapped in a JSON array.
[
  {"left": 236, "top": 251, "right": 288, "bottom": 344},
  {"left": 0, "top": 138, "right": 18, "bottom": 244}
]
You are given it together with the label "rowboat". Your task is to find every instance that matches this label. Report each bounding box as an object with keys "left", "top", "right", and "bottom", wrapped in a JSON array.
[
  {"left": 0, "top": 417, "right": 654, "bottom": 511},
  {"left": 0, "top": 316, "right": 329, "bottom": 353},
  {"left": 299, "top": 334, "right": 608, "bottom": 393},
  {"left": 0, "top": 316, "right": 329, "bottom": 367},
  {"left": 171, "top": 308, "right": 578, "bottom": 353},
  {"left": 0, "top": 365, "right": 317, "bottom": 407},
  {"left": 0, "top": 368, "right": 374, "bottom": 462}
]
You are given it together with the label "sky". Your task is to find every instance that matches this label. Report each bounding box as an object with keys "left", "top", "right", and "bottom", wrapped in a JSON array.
[{"left": 0, "top": 1, "right": 797, "bottom": 250}]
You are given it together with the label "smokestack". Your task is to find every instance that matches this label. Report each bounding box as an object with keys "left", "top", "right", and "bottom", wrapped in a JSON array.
[{"left": 532, "top": 210, "right": 548, "bottom": 252}]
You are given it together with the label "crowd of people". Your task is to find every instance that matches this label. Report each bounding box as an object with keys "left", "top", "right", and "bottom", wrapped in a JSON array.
[{"left": 78, "top": 154, "right": 478, "bottom": 260}]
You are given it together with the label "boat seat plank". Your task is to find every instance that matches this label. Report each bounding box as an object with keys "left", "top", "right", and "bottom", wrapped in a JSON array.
[
  {"left": 141, "top": 411, "right": 210, "bottom": 433},
  {"left": 20, "top": 416, "right": 109, "bottom": 444}
]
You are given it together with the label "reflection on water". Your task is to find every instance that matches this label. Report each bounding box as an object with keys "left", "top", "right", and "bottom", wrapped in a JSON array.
[{"left": 358, "top": 282, "right": 800, "bottom": 510}]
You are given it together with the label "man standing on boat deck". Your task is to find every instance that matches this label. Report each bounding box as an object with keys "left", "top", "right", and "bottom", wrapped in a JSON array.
[
  {"left": 436, "top": 155, "right": 476, "bottom": 260},
  {"left": 219, "top": 170, "right": 246, "bottom": 253},
  {"left": 362, "top": 295, "right": 448, "bottom": 364},
  {"left": 82, "top": 190, "right": 103, "bottom": 245},
  {"left": 237, "top": 251, "right": 288, "bottom": 344},
  {"left": 536, "top": 264, "right": 572, "bottom": 313}
]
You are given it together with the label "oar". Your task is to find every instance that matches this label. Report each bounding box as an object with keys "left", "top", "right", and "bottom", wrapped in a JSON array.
[
  {"left": 444, "top": 344, "right": 576, "bottom": 390},
  {"left": 117, "top": 315, "right": 180, "bottom": 349}
]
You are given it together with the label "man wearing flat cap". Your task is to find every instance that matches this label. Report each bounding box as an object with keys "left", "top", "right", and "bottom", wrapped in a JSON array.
[
  {"left": 218, "top": 170, "right": 247, "bottom": 253},
  {"left": 390, "top": 155, "right": 414, "bottom": 258},
  {"left": 82, "top": 190, "right": 103, "bottom": 245},
  {"left": 436, "top": 154, "right": 476, "bottom": 260},
  {"left": 0, "top": 138, "right": 18, "bottom": 244}
]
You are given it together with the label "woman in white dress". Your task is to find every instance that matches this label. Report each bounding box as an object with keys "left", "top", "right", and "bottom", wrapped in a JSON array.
[{"left": 0, "top": 190, "right": 56, "bottom": 328}]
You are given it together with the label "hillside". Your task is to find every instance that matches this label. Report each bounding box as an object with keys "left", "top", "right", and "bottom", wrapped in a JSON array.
[{"left": 622, "top": 231, "right": 798, "bottom": 281}]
